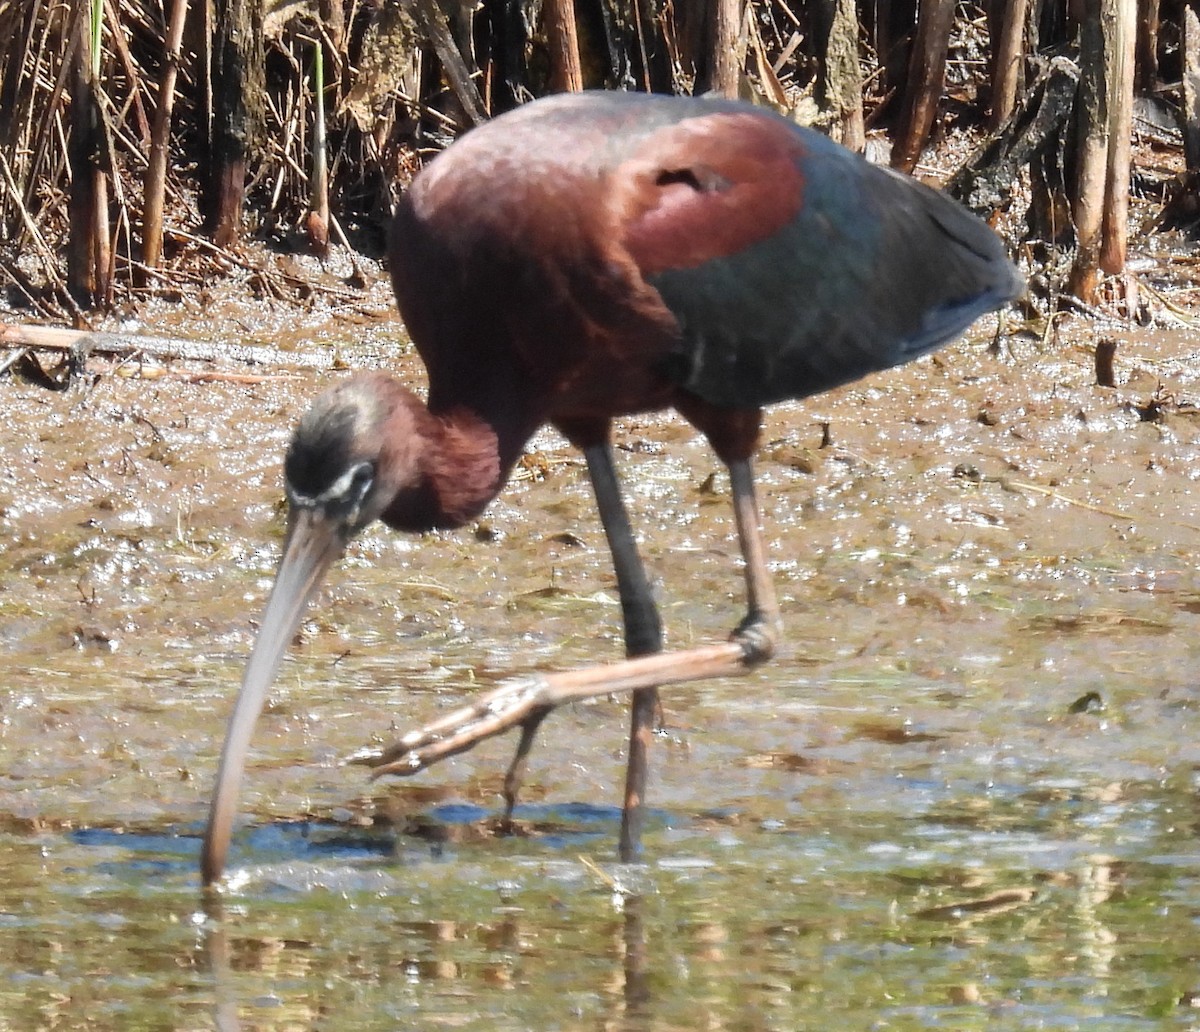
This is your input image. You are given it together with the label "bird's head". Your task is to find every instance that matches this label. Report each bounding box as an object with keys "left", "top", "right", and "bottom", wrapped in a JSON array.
[
  {"left": 283, "top": 374, "right": 415, "bottom": 539},
  {"left": 202, "top": 373, "right": 426, "bottom": 886}
]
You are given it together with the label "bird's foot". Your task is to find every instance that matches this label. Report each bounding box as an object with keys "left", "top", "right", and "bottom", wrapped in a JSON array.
[
  {"left": 356, "top": 642, "right": 752, "bottom": 781},
  {"left": 350, "top": 675, "right": 553, "bottom": 777},
  {"left": 498, "top": 811, "right": 517, "bottom": 836},
  {"left": 731, "top": 610, "right": 780, "bottom": 667}
]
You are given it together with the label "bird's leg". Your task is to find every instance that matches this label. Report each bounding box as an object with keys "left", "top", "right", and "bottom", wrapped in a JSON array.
[
  {"left": 727, "top": 457, "right": 781, "bottom": 664},
  {"left": 583, "top": 444, "right": 664, "bottom": 657},
  {"left": 583, "top": 442, "right": 664, "bottom": 863},
  {"left": 497, "top": 441, "right": 662, "bottom": 842},
  {"left": 361, "top": 458, "right": 785, "bottom": 794},
  {"left": 500, "top": 706, "right": 549, "bottom": 831}
]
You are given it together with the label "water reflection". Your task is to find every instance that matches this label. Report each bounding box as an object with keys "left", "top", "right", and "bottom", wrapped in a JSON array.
[
  {"left": 191, "top": 837, "right": 1195, "bottom": 1027},
  {"left": 202, "top": 898, "right": 240, "bottom": 1032},
  {"left": 200, "top": 867, "right": 660, "bottom": 1030},
  {"left": 621, "top": 894, "right": 652, "bottom": 1017},
  {"left": 0, "top": 786, "right": 1198, "bottom": 1029}
]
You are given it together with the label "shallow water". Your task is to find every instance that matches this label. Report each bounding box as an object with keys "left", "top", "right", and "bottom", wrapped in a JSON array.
[{"left": 1, "top": 293, "right": 1200, "bottom": 1028}]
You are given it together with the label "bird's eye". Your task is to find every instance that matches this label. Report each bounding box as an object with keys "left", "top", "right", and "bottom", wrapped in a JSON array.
[
  {"left": 306, "top": 460, "right": 377, "bottom": 531},
  {"left": 340, "top": 460, "right": 376, "bottom": 531},
  {"left": 347, "top": 461, "right": 375, "bottom": 504},
  {"left": 350, "top": 461, "right": 372, "bottom": 488}
]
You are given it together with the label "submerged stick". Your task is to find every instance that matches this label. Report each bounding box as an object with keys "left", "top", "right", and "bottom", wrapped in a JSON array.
[{"left": 0, "top": 321, "right": 336, "bottom": 371}]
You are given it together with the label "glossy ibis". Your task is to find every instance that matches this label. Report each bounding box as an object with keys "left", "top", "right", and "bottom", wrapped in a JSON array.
[{"left": 201, "top": 90, "right": 1022, "bottom": 885}]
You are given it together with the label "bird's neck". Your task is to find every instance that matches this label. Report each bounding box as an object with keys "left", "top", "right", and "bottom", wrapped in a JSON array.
[{"left": 378, "top": 391, "right": 523, "bottom": 533}]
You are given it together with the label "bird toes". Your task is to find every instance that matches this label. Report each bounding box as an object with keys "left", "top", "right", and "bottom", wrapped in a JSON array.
[{"left": 731, "top": 612, "right": 779, "bottom": 666}]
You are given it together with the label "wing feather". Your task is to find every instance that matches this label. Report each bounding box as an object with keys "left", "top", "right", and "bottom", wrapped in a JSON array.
[{"left": 621, "top": 113, "right": 1023, "bottom": 408}]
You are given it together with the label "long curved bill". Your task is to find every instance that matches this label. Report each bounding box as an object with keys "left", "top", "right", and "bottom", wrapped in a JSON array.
[{"left": 201, "top": 507, "right": 346, "bottom": 886}]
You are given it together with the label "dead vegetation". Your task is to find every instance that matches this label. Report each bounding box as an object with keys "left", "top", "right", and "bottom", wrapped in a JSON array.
[{"left": 0, "top": 1, "right": 1197, "bottom": 334}]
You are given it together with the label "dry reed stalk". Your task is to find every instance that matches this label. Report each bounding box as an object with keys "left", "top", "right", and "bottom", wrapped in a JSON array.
[
  {"left": 990, "top": 0, "right": 1029, "bottom": 130},
  {"left": 1071, "top": 0, "right": 1136, "bottom": 298},
  {"left": 1100, "top": 0, "right": 1136, "bottom": 275},
  {"left": 306, "top": 36, "right": 330, "bottom": 256},
  {"left": 141, "top": 0, "right": 190, "bottom": 275},
  {"left": 709, "top": 0, "right": 743, "bottom": 98},
  {"left": 891, "top": 0, "right": 955, "bottom": 173},
  {"left": 545, "top": 0, "right": 583, "bottom": 94},
  {"left": 1185, "top": 1, "right": 1200, "bottom": 172},
  {"left": 406, "top": 0, "right": 486, "bottom": 126}
]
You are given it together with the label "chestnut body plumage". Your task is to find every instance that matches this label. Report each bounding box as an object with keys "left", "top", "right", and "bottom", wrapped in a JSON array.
[{"left": 202, "top": 91, "right": 1022, "bottom": 885}]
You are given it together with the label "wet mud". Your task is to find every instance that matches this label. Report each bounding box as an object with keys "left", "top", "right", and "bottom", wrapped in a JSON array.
[{"left": 1, "top": 271, "right": 1199, "bottom": 1027}]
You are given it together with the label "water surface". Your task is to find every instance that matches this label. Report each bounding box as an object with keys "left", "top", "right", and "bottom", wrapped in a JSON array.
[{"left": 1, "top": 292, "right": 1199, "bottom": 1028}]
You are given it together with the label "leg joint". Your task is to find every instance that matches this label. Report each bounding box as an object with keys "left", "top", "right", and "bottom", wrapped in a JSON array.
[{"left": 733, "top": 610, "right": 781, "bottom": 667}]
